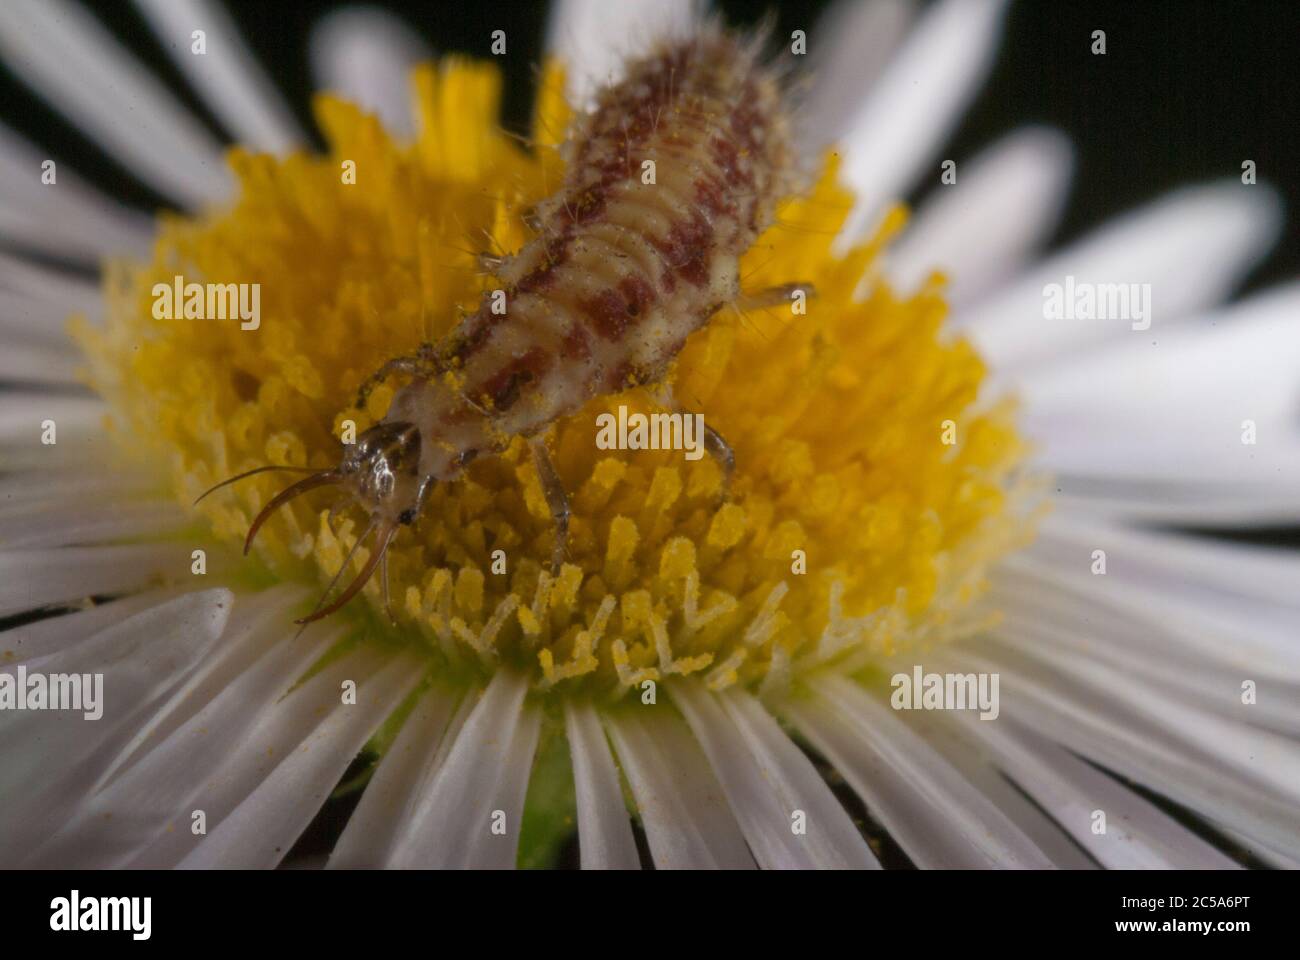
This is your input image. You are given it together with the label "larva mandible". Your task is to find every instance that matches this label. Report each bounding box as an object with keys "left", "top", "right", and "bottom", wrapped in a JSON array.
[{"left": 201, "top": 25, "right": 803, "bottom": 625}]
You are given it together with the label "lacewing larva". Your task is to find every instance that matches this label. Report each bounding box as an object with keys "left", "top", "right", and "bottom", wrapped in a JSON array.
[{"left": 200, "top": 25, "right": 804, "bottom": 624}]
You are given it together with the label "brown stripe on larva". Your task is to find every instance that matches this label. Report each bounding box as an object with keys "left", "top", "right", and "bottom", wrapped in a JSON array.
[{"left": 436, "top": 26, "right": 793, "bottom": 446}]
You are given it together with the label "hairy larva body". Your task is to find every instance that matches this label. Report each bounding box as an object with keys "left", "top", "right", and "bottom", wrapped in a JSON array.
[
  {"left": 393, "top": 26, "right": 792, "bottom": 475},
  {"left": 211, "top": 26, "right": 797, "bottom": 623}
]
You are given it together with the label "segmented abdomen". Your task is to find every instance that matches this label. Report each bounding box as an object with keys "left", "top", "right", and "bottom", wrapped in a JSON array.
[{"left": 446, "top": 27, "right": 793, "bottom": 440}]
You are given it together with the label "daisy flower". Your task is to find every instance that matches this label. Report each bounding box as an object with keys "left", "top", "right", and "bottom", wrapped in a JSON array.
[{"left": 1, "top": 0, "right": 1297, "bottom": 871}]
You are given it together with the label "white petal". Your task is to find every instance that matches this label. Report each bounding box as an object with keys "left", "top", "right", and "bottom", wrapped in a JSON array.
[
  {"left": 177, "top": 653, "right": 421, "bottom": 869},
  {"left": 995, "top": 583, "right": 1300, "bottom": 739},
  {"left": 0, "top": 287, "right": 85, "bottom": 344},
  {"left": 785, "top": 674, "right": 1055, "bottom": 868},
  {"left": 953, "top": 714, "right": 1239, "bottom": 868},
  {"left": 125, "top": 641, "right": 386, "bottom": 868},
  {"left": 890, "top": 703, "right": 1103, "bottom": 869},
  {"left": 0, "top": 248, "right": 102, "bottom": 318},
  {"left": 1049, "top": 482, "right": 1300, "bottom": 529},
  {"left": 0, "top": 498, "right": 186, "bottom": 548},
  {"left": 564, "top": 700, "right": 640, "bottom": 869},
  {"left": 1004, "top": 527, "right": 1300, "bottom": 689},
  {"left": 987, "top": 632, "right": 1300, "bottom": 803},
  {"left": 674, "top": 682, "right": 878, "bottom": 868},
  {"left": 0, "top": 588, "right": 232, "bottom": 862},
  {"left": 0, "top": 589, "right": 173, "bottom": 664},
  {"left": 1033, "top": 513, "right": 1300, "bottom": 621},
  {"left": 798, "top": 0, "right": 916, "bottom": 151},
  {"left": 0, "top": 391, "right": 106, "bottom": 464},
  {"left": 545, "top": 0, "right": 702, "bottom": 110},
  {"left": 888, "top": 127, "right": 1074, "bottom": 306},
  {"left": 837, "top": 0, "right": 1009, "bottom": 243},
  {"left": 0, "top": 467, "right": 153, "bottom": 513},
  {"left": 134, "top": 0, "right": 305, "bottom": 153},
  {"left": 389, "top": 669, "right": 541, "bottom": 868},
  {"left": 90, "top": 585, "right": 312, "bottom": 786},
  {"left": 0, "top": 120, "right": 153, "bottom": 261},
  {"left": 0, "top": 543, "right": 190, "bottom": 617},
  {"left": 1019, "top": 281, "right": 1300, "bottom": 484},
  {"left": 944, "top": 643, "right": 1300, "bottom": 860},
  {"left": 20, "top": 589, "right": 325, "bottom": 867},
  {"left": 328, "top": 684, "right": 463, "bottom": 868},
  {"left": 0, "top": 0, "right": 231, "bottom": 207},
  {"left": 958, "top": 181, "right": 1282, "bottom": 372},
  {"left": 1219, "top": 827, "right": 1300, "bottom": 870},
  {"left": 309, "top": 6, "right": 431, "bottom": 139},
  {"left": 0, "top": 337, "right": 81, "bottom": 384},
  {"left": 604, "top": 705, "right": 755, "bottom": 869}
]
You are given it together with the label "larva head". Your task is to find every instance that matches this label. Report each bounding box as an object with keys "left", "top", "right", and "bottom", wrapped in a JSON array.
[
  {"left": 338, "top": 421, "right": 425, "bottom": 525},
  {"left": 194, "top": 419, "right": 429, "bottom": 626}
]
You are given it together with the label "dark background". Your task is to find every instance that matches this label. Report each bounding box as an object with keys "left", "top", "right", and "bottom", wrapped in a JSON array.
[{"left": 0, "top": 0, "right": 1297, "bottom": 290}]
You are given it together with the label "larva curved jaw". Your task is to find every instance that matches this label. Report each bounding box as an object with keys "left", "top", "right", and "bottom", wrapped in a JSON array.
[
  {"left": 243, "top": 470, "right": 340, "bottom": 555},
  {"left": 294, "top": 521, "right": 399, "bottom": 625}
]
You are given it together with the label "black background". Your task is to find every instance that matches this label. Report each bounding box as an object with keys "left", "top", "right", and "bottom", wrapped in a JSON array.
[
  {"left": 0, "top": 0, "right": 1297, "bottom": 291},
  {"left": 7, "top": 866, "right": 1284, "bottom": 944}
]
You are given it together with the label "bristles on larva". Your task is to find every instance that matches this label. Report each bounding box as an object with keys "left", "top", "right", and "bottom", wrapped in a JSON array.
[{"left": 432, "top": 24, "right": 800, "bottom": 454}]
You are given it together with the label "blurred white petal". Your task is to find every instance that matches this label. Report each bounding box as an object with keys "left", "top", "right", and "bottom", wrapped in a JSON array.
[
  {"left": 799, "top": 0, "right": 916, "bottom": 151},
  {"left": 134, "top": 0, "right": 306, "bottom": 153},
  {"left": 0, "top": 543, "right": 190, "bottom": 617},
  {"left": 0, "top": 498, "right": 185, "bottom": 548},
  {"left": 837, "top": 0, "right": 1009, "bottom": 243},
  {"left": 0, "top": 0, "right": 231, "bottom": 206},
  {"left": 960, "top": 181, "right": 1283, "bottom": 372},
  {"left": 0, "top": 392, "right": 108, "bottom": 470},
  {"left": 0, "top": 288, "right": 85, "bottom": 345},
  {"left": 1051, "top": 482, "right": 1300, "bottom": 528},
  {"left": 0, "top": 337, "right": 81, "bottom": 385},
  {"left": 1001, "top": 539, "right": 1300, "bottom": 690},
  {"left": 0, "top": 120, "right": 153, "bottom": 261},
  {"left": 309, "top": 6, "right": 431, "bottom": 139},
  {"left": 0, "top": 590, "right": 171, "bottom": 665},
  {"left": 1020, "top": 282, "right": 1300, "bottom": 486},
  {"left": 889, "top": 127, "right": 1074, "bottom": 306},
  {"left": 0, "top": 249, "right": 102, "bottom": 318},
  {"left": 545, "top": 0, "right": 703, "bottom": 109}
]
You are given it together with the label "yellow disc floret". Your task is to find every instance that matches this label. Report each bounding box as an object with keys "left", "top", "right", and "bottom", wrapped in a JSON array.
[{"left": 77, "top": 59, "right": 1033, "bottom": 700}]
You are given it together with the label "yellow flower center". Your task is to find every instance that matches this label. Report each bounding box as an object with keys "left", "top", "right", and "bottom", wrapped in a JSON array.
[{"left": 76, "top": 60, "right": 1032, "bottom": 701}]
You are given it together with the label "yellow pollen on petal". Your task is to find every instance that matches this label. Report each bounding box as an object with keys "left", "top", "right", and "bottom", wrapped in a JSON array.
[{"left": 75, "top": 59, "right": 1036, "bottom": 700}]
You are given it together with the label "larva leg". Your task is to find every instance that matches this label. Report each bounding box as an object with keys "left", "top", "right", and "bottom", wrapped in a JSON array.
[
  {"left": 648, "top": 384, "right": 735, "bottom": 490},
  {"left": 529, "top": 435, "right": 570, "bottom": 574},
  {"left": 380, "top": 547, "right": 397, "bottom": 625},
  {"left": 734, "top": 282, "right": 816, "bottom": 312},
  {"left": 354, "top": 343, "right": 439, "bottom": 410}
]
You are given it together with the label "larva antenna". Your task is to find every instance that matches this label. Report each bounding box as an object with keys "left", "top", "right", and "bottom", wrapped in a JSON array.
[
  {"left": 243, "top": 469, "right": 341, "bottom": 555},
  {"left": 294, "top": 521, "right": 398, "bottom": 625},
  {"left": 193, "top": 464, "right": 320, "bottom": 506}
]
